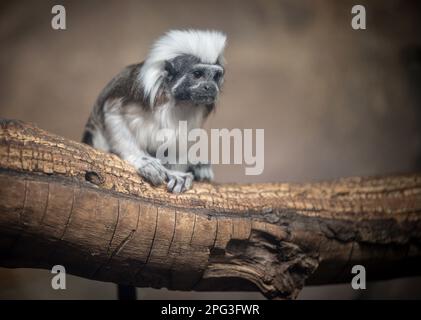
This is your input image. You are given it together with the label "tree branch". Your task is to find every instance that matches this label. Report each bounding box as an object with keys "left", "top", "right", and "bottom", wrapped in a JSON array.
[{"left": 0, "top": 119, "right": 420, "bottom": 299}]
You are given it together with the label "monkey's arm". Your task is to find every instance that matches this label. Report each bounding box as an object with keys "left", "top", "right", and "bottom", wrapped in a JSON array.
[
  {"left": 103, "top": 98, "right": 193, "bottom": 192},
  {"left": 103, "top": 99, "right": 167, "bottom": 186}
]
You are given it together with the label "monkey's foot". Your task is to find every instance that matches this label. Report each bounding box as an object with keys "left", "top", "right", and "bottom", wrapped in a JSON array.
[
  {"left": 166, "top": 170, "right": 193, "bottom": 193},
  {"left": 191, "top": 164, "right": 214, "bottom": 181}
]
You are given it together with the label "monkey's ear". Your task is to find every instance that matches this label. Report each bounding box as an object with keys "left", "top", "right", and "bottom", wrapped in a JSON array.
[{"left": 164, "top": 60, "right": 176, "bottom": 79}]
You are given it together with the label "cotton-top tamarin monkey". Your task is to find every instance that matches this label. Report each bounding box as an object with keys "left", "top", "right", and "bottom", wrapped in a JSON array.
[{"left": 82, "top": 30, "right": 226, "bottom": 193}]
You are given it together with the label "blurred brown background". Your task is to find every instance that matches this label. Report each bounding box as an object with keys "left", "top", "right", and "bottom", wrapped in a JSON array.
[{"left": 0, "top": 0, "right": 421, "bottom": 299}]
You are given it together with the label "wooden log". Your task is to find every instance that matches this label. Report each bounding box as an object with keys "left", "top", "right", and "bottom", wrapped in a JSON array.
[{"left": 0, "top": 119, "right": 420, "bottom": 299}]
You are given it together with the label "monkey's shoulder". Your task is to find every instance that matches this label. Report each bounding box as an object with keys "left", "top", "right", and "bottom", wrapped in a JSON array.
[{"left": 97, "top": 62, "right": 146, "bottom": 107}]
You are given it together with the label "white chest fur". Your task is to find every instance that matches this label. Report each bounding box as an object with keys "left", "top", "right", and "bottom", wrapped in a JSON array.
[{"left": 124, "top": 100, "right": 207, "bottom": 158}]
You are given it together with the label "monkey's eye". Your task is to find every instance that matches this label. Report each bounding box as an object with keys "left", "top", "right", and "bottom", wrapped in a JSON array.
[
  {"left": 193, "top": 70, "right": 203, "bottom": 79},
  {"left": 213, "top": 71, "right": 222, "bottom": 82}
]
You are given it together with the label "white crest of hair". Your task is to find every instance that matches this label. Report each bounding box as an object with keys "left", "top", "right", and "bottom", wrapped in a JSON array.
[{"left": 139, "top": 29, "right": 227, "bottom": 107}]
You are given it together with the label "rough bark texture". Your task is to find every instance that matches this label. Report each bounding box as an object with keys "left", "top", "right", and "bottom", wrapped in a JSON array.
[{"left": 0, "top": 119, "right": 420, "bottom": 299}]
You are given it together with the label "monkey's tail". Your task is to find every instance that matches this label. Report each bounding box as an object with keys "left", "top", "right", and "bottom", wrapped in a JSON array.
[{"left": 117, "top": 284, "right": 138, "bottom": 300}]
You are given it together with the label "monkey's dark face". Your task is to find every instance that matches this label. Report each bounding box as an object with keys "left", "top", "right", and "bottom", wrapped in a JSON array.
[{"left": 165, "top": 55, "right": 224, "bottom": 105}]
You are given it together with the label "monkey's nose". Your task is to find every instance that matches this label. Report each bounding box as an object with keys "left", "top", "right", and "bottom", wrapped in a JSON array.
[{"left": 202, "top": 83, "right": 216, "bottom": 94}]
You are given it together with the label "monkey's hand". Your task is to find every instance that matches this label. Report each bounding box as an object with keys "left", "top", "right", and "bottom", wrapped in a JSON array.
[
  {"left": 166, "top": 170, "right": 194, "bottom": 193},
  {"left": 135, "top": 156, "right": 167, "bottom": 186},
  {"left": 128, "top": 156, "right": 196, "bottom": 193},
  {"left": 190, "top": 163, "right": 214, "bottom": 182}
]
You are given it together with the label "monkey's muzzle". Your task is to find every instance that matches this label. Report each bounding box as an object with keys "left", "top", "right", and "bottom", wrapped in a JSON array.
[{"left": 191, "top": 83, "right": 218, "bottom": 104}]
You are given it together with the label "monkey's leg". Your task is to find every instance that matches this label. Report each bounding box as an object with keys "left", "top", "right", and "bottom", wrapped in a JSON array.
[{"left": 189, "top": 163, "right": 214, "bottom": 181}]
